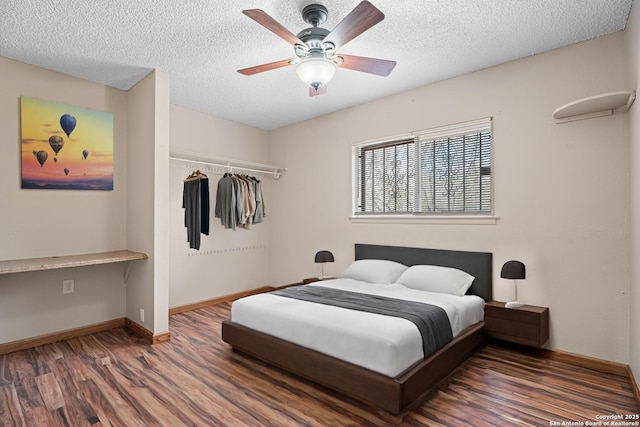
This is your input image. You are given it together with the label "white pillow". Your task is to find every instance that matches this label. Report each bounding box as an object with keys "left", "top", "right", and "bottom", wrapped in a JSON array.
[
  {"left": 340, "top": 259, "right": 408, "bottom": 284},
  {"left": 396, "top": 265, "right": 475, "bottom": 296}
]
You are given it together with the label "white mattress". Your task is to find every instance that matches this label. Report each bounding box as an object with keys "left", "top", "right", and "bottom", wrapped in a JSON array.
[{"left": 231, "top": 278, "right": 485, "bottom": 378}]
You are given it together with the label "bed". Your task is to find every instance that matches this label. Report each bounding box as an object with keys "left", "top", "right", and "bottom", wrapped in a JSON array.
[{"left": 221, "top": 244, "right": 493, "bottom": 414}]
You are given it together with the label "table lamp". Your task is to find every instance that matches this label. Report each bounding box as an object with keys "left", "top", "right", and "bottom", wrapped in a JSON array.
[
  {"left": 314, "top": 250, "right": 334, "bottom": 279},
  {"left": 500, "top": 260, "right": 526, "bottom": 309}
]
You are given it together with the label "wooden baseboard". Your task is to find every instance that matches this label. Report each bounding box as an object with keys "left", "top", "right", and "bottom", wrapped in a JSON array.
[
  {"left": 629, "top": 366, "right": 640, "bottom": 409},
  {"left": 538, "top": 348, "right": 629, "bottom": 377},
  {"left": 169, "top": 286, "right": 275, "bottom": 316},
  {"left": 0, "top": 318, "right": 126, "bottom": 356},
  {"left": 0, "top": 316, "right": 172, "bottom": 355},
  {"left": 124, "top": 318, "right": 171, "bottom": 345}
]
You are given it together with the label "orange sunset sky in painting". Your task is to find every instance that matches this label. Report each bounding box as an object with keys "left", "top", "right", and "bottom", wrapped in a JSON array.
[{"left": 21, "top": 97, "right": 113, "bottom": 190}]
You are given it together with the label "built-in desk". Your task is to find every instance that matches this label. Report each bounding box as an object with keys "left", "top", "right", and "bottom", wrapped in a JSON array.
[{"left": 0, "top": 250, "right": 148, "bottom": 283}]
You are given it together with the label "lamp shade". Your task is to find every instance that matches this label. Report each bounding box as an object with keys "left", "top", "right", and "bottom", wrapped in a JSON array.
[
  {"left": 314, "top": 250, "right": 334, "bottom": 263},
  {"left": 500, "top": 260, "right": 526, "bottom": 280},
  {"left": 295, "top": 57, "right": 337, "bottom": 90}
]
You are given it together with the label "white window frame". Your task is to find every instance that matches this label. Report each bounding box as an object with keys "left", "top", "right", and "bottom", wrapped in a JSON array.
[{"left": 350, "top": 117, "right": 498, "bottom": 225}]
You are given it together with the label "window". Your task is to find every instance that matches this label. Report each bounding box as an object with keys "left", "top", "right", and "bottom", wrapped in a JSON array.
[{"left": 354, "top": 117, "right": 492, "bottom": 216}]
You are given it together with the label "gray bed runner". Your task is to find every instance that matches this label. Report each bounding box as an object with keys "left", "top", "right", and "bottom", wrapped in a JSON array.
[{"left": 271, "top": 285, "right": 453, "bottom": 358}]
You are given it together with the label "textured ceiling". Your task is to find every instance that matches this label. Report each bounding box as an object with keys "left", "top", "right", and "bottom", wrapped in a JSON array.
[{"left": 0, "top": 0, "right": 633, "bottom": 130}]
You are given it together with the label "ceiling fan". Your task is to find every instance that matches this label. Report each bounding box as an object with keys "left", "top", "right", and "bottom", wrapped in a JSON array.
[{"left": 238, "top": 1, "right": 396, "bottom": 96}]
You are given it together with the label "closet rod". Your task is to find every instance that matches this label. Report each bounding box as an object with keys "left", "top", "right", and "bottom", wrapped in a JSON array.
[{"left": 169, "top": 149, "right": 286, "bottom": 179}]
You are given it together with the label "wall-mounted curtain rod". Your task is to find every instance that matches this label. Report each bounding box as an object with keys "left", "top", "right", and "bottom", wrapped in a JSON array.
[{"left": 169, "top": 149, "right": 287, "bottom": 179}]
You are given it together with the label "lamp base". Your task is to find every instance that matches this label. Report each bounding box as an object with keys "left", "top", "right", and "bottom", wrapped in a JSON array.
[{"left": 505, "top": 301, "right": 524, "bottom": 309}]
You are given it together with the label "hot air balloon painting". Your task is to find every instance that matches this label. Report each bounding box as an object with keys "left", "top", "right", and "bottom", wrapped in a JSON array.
[
  {"left": 35, "top": 150, "right": 48, "bottom": 167},
  {"left": 48, "top": 135, "right": 64, "bottom": 155},
  {"left": 59, "top": 114, "right": 76, "bottom": 138},
  {"left": 20, "top": 97, "right": 113, "bottom": 190}
]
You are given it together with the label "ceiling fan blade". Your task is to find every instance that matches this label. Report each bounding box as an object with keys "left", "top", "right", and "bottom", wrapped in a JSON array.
[
  {"left": 323, "top": 1, "right": 384, "bottom": 50},
  {"left": 243, "top": 9, "right": 305, "bottom": 46},
  {"left": 338, "top": 54, "right": 396, "bottom": 77},
  {"left": 238, "top": 59, "right": 293, "bottom": 76},
  {"left": 309, "top": 86, "right": 328, "bottom": 97}
]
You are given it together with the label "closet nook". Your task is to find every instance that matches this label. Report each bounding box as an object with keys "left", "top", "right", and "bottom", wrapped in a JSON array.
[{"left": 171, "top": 149, "right": 286, "bottom": 249}]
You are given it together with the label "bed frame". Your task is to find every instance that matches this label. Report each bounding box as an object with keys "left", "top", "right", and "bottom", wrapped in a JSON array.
[{"left": 221, "top": 244, "right": 493, "bottom": 414}]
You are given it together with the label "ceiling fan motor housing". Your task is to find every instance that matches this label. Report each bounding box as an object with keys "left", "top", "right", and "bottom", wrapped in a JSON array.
[
  {"left": 301, "top": 4, "right": 328, "bottom": 27},
  {"left": 296, "top": 27, "right": 331, "bottom": 55},
  {"left": 298, "top": 4, "right": 333, "bottom": 56}
]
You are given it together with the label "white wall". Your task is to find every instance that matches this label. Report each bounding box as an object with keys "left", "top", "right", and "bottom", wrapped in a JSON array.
[
  {"left": 153, "top": 71, "right": 171, "bottom": 335},
  {"left": 125, "top": 70, "right": 171, "bottom": 335},
  {"left": 0, "top": 20, "right": 635, "bottom": 368},
  {"left": 0, "top": 56, "right": 129, "bottom": 343},
  {"left": 269, "top": 33, "right": 631, "bottom": 363},
  {"left": 0, "top": 55, "right": 269, "bottom": 342},
  {"left": 168, "top": 106, "right": 271, "bottom": 308},
  {"left": 626, "top": 0, "right": 640, "bottom": 381}
]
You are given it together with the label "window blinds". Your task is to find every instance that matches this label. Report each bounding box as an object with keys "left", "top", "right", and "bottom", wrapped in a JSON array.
[{"left": 355, "top": 117, "right": 492, "bottom": 215}]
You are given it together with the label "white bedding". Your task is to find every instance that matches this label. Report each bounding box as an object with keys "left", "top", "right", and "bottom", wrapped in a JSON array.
[{"left": 231, "top": 278, "right": 485, "bottom": 378}]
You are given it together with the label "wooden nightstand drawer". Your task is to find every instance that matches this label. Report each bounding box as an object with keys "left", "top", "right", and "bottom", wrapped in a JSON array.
[
  {"left": 485, "top": 304, "right": 543, "bottom": 325},
  {"left": 484, "top": 301, "right": 549, "bottom": 348},
  {"left": 485, "top": 317, "right": 544, "bottom": 347}
]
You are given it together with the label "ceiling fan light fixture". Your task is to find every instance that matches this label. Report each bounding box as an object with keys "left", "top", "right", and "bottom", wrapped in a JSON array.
[
  {"left": 239, "top": 2, "right": 394, "bottom": 95},
  {"left": 295, "top": 56, "right": 337, "bottom": 90}
]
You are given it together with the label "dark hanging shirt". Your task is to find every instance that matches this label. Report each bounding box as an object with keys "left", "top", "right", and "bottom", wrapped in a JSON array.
[{"left": 183, "top": 177, "right": 210, "bottom": 250}]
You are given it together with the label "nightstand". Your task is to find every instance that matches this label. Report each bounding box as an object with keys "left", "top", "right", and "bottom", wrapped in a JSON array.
[{"left": 484, "top": 301, "right": 549, "bottom": 348}]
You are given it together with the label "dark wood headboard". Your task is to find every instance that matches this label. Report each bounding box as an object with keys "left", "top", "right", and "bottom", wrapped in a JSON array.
[{"left": 354, "top": 244, "right": 493, "bottom": 302}]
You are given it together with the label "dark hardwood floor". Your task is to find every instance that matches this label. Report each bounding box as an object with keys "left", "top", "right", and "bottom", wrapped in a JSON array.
[{"left": 0, "top": 303, "right": 637, "bottom": 426}]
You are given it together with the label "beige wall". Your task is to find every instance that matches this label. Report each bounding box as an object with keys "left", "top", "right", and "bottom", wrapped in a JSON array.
[
  {"left": 0, "top": 57, "right": 128, "bottom": 260},
  {"left": 626, "top": 0, "right": 640, "bottom": 380},
  {"left": 0, "top": 56, "right": 129, "bottom": 342},
  {"left": 125, "top": 70, "right": 171, "bottom": 335},
  {"left": 0, "top": 54, "right": 268, "bottom": 343},
  {"left": 0, "top": 19, "right": 636, "bottom": 367},
  {"left": 168, "top": 106, "right": 271, "bottom": 308},
  {"left": 0, "top": 57, "right": 170, "bottom": 343},
  {"left": 269, "top": 32, "right": 631, "bottom": 363}
]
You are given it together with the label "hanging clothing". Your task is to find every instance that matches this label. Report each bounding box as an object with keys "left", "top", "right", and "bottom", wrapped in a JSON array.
[
  {"left": 258, "top": 179, "right": 266, "bottom": 217},
  {"left": 252, "top": 177, "right": 264, "bottom": 224},
  {"left": 237, "top": 175, "right": 256, "bottom": 229},
  {"left": 215, "top": 173, "right": 266, "bottom": 231},
  {"left": 200, "top": 178, "right": 210, "bottom": 235},
  {"left": 232, "top": 176, "right": 244, "bottom": 226},
  {"left": 214, "top": 173, "right": 237, "bottom": 230},
  {"left": 183, "top": 170, "right": 210, "bottom": 250}
]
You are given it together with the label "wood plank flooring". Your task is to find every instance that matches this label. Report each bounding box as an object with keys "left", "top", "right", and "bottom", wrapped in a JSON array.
[{"left": 0, "top": 303, "right": 637, "bottom": 426}]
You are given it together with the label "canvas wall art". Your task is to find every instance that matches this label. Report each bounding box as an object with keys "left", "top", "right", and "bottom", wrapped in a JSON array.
[{"left": 20, "top": 97, "right": 114, "bottom": 190}]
